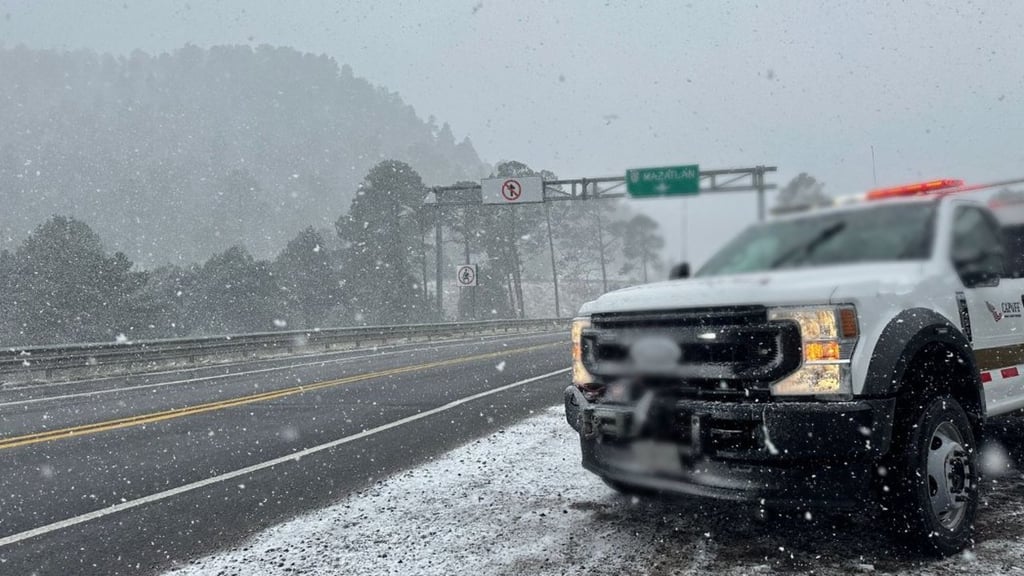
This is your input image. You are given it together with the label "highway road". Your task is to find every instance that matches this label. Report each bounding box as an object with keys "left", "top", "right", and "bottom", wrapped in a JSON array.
[{"left": 0, "top": 330, "right": 569, "bottom": 576}]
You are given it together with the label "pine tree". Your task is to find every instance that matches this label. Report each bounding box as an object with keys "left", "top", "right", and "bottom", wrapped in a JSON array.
[
  {"left": 477, "top": 161, "right": 549, "bottom": 318},
  {"left": 617, "top": 214, "right": 665, "bottom": 283},
  {"left": 274, "top": 227, "right": 341, "bottom": 328},
  {"left": 6, "top": 216, "right": 136, "bottom": 345},
  {"left": 335, "top": 161, "right": 429, "bottom": 325},
  {"left": 775, "top": 173, "right": 829, "bottom": 212},
  {"left": 188, "top": 246, "right": 282, "bottom": 334}
]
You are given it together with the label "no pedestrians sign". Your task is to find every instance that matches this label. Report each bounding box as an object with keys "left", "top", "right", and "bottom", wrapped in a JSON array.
[{"left": 482, "top": 176, "right": 543, "bottom": 204}]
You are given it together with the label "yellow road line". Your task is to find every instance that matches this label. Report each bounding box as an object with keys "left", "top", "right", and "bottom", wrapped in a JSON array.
[{"left": 0, "top": 342, "right": 561, "bottom": 451}]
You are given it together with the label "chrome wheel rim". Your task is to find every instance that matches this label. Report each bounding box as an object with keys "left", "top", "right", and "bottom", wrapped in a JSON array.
[{"left": 926, "top": 421, "right": 972, "bottom": 530}]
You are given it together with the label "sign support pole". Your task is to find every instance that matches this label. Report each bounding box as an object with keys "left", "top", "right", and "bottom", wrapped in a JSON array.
[
  {"left": 434, "top": 190, "right": 444, "bottom": 319},
  {"left": 509, "top": 205, "right": 525, "bottom": 319},
  {"left": 592, "top": 182, "right": 609, "bottom": 294},
  {"left": 681, "top": 197, "right": 688, "bottom": 264},
  {"left": 756, "top": 166, "right": 766, "bottom": 221},
  {"left": 462, "top": 239, "right": 473, "bottom": 319},
  {"left": 544, "top": 201, "right": 561, "bottom": 318}
]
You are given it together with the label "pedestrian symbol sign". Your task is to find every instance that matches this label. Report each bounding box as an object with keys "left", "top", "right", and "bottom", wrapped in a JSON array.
[{"left": 456, "top": 264, "right": 478, "bottom": 287}]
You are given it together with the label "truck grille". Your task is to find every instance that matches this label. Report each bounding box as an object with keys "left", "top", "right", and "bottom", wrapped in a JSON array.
[{"left": 582, "top": 307, "right": 801, "bottom": 398}]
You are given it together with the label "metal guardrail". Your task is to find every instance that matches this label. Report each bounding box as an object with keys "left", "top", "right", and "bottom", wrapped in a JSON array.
[{"left": 0, "top": 318, "right": 568, "bottom": 383}]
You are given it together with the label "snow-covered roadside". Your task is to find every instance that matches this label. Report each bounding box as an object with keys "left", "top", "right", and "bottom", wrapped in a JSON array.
[{"left": 165, "top": 406, "right": 1024, "bottom": 576}]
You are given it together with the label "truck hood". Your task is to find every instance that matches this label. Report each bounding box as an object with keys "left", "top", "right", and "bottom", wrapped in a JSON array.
[{"left": 578, "top": 262, "right": 925, "bottom": 315}]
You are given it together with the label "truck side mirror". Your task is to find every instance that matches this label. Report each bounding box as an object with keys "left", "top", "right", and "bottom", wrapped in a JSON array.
[{"left": 669, "top": 262, "right": 690, "bottom": 280}]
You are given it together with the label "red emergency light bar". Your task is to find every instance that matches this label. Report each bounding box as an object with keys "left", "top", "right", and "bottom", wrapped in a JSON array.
[{"left": 866, "top": 179, "right": 964, "bottom": 201}]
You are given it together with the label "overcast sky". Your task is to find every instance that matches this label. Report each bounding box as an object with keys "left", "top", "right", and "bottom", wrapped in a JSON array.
[{"left": 3, "top": 0, "right": 1023, "bottom": 266}]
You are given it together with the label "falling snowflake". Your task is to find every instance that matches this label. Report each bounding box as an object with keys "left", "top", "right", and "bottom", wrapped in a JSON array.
[
  {"left": 281, "top": 426, "right": 300, "bottom": 441},
  {"left": 761, "top": 420, "right": 779, "bottom": 455}
]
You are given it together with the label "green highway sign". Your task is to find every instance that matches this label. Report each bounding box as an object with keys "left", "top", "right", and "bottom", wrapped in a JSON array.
[{"left": 626, "top": 164, "right": 700, "bottom": 198}]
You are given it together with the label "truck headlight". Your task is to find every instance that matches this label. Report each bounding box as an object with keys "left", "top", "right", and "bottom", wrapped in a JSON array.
[
  {"left": 571, "top": 317, "right": 595, "bottom": 388},
  {"left": 768, "top": 306, "right": 858, "bottom": 397}
]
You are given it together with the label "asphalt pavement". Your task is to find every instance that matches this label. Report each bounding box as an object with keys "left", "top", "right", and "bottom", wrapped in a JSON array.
[{"left": 0, "top": 331, "right": 569, "bottom": 576}]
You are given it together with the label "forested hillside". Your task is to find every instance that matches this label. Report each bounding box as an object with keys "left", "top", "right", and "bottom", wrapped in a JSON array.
[{"left": 0, "top": 44, "right": 487, "bottom": 265}]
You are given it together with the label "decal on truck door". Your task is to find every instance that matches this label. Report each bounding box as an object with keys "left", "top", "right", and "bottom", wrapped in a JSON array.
[
  {"left": 957, "top": 291, "right": 973, "bottom": 342},
  {"left": 987, "top": 300, "right": 1023, "bottom": 322},
  {"left": 986, "top": 301, "right": 1004, "bottom": 322}
]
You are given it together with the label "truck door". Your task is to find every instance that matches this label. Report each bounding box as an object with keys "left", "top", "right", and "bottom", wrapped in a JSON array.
[{"left": 952, "top": 204, "right": 1024, "bottom": 415}]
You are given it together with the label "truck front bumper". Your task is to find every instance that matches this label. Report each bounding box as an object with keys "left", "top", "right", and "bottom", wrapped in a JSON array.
[{"left": 564, "top": 386, "right": 896, "bottom": 508}]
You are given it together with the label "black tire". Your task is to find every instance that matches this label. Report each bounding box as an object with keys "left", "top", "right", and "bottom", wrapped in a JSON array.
[{"left": 884, "top": 395, "right": 978, "bottom": 556}]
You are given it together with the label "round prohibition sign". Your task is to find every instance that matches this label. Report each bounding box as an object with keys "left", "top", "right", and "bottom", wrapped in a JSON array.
[
  {"left": 500, "top": 179, "right": 523, "bottom": 202},
  {"left": 457, "top": 265, "right": 477, "bottom": 286}
]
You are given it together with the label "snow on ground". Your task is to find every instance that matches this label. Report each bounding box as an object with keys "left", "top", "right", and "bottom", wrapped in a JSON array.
[{"left": 166, "top": 406, "right": 1024, "bottom": 576}]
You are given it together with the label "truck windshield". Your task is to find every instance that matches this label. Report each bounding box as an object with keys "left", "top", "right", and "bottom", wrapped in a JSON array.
[{"left": 696, "top": 203, "right": 935, "bottom": 277}]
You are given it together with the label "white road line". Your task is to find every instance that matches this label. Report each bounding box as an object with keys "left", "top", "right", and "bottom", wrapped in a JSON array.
[
  {"left": 0, "top": 332, "right": 561, "bottom": 408},
  {"left": 0, "top": 367, "right": 571, "bottom": 549}
]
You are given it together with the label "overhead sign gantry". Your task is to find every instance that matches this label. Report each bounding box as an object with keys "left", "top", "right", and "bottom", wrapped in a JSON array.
[{"left": 424, "top": 165, "right": 778, "bottom": 320}]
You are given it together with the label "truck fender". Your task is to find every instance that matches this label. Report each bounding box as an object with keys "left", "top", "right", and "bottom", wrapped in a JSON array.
[{"left": 862, "top": 308, "right": 983, "bottom": 417}]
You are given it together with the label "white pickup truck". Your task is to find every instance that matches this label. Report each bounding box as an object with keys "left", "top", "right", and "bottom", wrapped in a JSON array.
[{"left": 565, "top": 179, "right": 1024, "bottom": 555}]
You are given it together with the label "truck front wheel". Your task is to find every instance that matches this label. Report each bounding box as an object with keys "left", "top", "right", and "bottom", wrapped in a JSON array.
[{"left": 885, "top": 395, "right": 978, "bottom": 555}]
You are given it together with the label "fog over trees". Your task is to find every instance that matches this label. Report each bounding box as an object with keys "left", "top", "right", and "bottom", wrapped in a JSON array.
[
  {"left": 0, "top": 45, "right": 666, "bottom": 347},
  {"left": 0, "top": 44, "right": 486, "bottom": 266}
]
